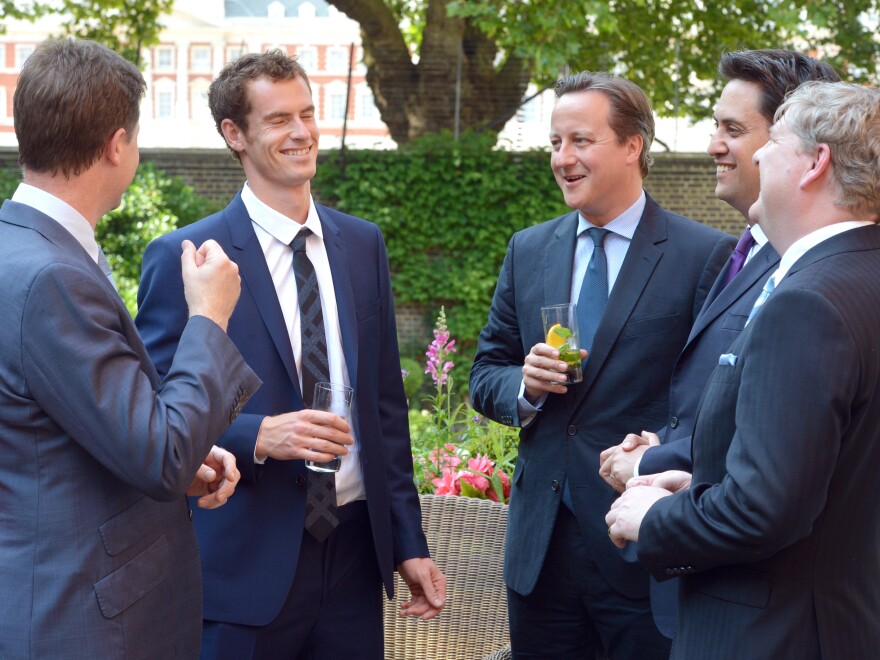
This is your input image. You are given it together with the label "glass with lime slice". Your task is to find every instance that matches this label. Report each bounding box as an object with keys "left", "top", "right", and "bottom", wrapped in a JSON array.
[{"left": 541, "top": 303, "right": 583, "bottom": 384}]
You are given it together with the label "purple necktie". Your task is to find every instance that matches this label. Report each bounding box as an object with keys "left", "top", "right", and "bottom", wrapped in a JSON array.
[{"left": 721, "top": 227, "right": 756, "bottom": 288}]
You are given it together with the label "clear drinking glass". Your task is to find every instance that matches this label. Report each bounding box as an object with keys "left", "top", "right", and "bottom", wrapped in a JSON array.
[
  {"left": 306, "top": 382, "right": 354, "bottom": 473},
  {"left": 541, "top": 303, "right": 583, "bottom": 384}
]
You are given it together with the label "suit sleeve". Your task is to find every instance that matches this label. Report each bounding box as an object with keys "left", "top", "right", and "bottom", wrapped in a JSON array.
[
  {"left": 137, "top": 236, "right": 265, "bottom": 483},
  {"left": 638, "top": 434, "right": 693, "bottom": 475},
  {"left": 23, "top": 262, "right": 260, "bottom": 500},
  {"left": 372, "top": 230, "right": 430, "bottom": 562},
  {"left": 470, "top": 234, "right": 528, "bottom": 427},
  {"left": 638, "top": 287, "right": 857, "bottom": 578}
]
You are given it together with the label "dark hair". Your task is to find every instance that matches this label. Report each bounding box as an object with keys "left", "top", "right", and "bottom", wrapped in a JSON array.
[
  {"left": 208, "top": 49, "right": 310, "bottom": 160},
  {"left": 555, "top": 71, "right": 655, "bottom": 177},
  {"left": 719, "top": 49, "right": 841, "bottom": 124},
  {"left": 14, "top": 39, "right": 145, "bottom": 178}
]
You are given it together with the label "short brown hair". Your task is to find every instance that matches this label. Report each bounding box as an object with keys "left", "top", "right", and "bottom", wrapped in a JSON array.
[
  {"left": 555, "top": 71, "right": 655, "bottom": 178},
  {"left": 14, "top": 39, "right": 145, "bottom": 178},
  {"left": 208, "top": 49, "right": 310, "bottom": 159}
]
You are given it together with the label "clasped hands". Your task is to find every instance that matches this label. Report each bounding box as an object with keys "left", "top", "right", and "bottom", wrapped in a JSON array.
[{"left": 600, "top": 430, "right": 692, "bottom": 547}]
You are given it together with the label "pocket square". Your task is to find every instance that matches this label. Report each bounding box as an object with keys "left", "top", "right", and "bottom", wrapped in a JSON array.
[{"left": 718, "top": 353, "right": 738, "bottom": 366}]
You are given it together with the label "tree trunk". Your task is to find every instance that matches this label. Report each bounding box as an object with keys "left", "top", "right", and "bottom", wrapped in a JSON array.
[{"left": 326, "top": 0, "right": 531, "bottom": 144}]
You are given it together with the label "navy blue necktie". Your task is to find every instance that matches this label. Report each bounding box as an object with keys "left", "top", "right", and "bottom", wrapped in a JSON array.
[
  {"left": 564, "top": 227, "right": 610, "bottom": 512},
  {"left": 291, "top": 228, "right": 338, "bottom": 542},
  {"left": 576, "top": 227, "right": 611, "bottom": 354}
]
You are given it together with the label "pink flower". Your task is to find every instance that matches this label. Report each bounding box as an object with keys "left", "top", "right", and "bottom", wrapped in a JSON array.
[
  {"left": 432, "top": 467, "right": 461, "bottom": 496},
  {"left": 425, "top": 307, "right": 457, "bottom": 386},
  {"left": 460, "top": 454, "right": 495, "bottom": 494}
]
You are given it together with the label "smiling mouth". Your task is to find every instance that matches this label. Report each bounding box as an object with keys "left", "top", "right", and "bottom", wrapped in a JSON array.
[
  {"left": 563, "top": 175, "right": 586, "bottom": 183},
  {"left": 281, "top": 146, "right": 311, "bottom": 156},
  {"left": 716, "top": 164, "right": 735, "bottom": 174}
]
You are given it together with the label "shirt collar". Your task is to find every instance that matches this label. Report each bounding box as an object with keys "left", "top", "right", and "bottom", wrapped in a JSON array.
[
  {"left": 750, "top": 223, "right": 769, "bottom": 248},
  {"left": 241, "top": 182, "right": 322, "bottom": 244},
  {"left": 774, "top": 220, "right": 874, "bottom": 284},
  {"left": 12, "top": 182, "right": 100, "bottom": 262},
  {"left": 577, "top": 190, "right": 645, "bottom": 240}
]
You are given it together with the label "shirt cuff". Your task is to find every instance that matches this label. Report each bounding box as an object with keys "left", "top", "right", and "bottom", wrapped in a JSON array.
[{"left": 517, "top": 380, "right": 546, "bottom": 428}]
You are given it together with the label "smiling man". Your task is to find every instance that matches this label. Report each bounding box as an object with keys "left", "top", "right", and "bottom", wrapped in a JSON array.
[
  {"left": 136, "top": 50, "right": 445, "bottom": 659},
  {"left": 596, "top": 49, "right": 839, "bottom": 639},
  {"left": 470, "top": 71, "right": 733, "bottom": 659},
  {"left": 606, "top": 80, "right": 880, "bottom": 660}
]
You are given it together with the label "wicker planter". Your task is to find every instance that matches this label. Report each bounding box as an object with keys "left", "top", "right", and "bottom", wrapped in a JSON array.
[{"left": 383, "top": 494, "right": 511, "bottom": 660}]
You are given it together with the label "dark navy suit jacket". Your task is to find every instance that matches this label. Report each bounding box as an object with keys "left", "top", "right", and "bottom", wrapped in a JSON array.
[
  {"left": 639, "top": 225, "right": 880, "bottom": 658},
  {"left": 636, "top": 238, "right": 779, "bottom": 636},
  {"left": 470, "top": 193, "right": 734, "bottom": 602},
  {"left": 136, "top": 194, "right": 428, "bottom": 626}
]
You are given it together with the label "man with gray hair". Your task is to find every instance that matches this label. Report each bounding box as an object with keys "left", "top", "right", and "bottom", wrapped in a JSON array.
[{"left": 606, "top": 81, "right": 880, "bottom": 657}]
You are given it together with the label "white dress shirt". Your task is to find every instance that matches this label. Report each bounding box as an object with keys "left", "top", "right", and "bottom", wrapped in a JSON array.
[
  {"left": 241, "top": 184, "right": 365, "bottom": 505},
  {"left": 770, "top": 220, "right": 873, "bottom": 286}
]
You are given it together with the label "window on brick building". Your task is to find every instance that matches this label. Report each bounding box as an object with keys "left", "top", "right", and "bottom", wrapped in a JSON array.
[
  {"left": 156, "top": 47, "right": 174, "bottom": 72},
  {"left": 15, "top": 44, "right": 35, "bottom": 70},
  {"left": 326, "top": 48, "right": 348, "bottom": 72},
  {"left": 191, "top": 47, "right": 211, "bottom": 72},
  {"left": 297, "top": 48, "right": 316, "bottom": 74},
  {"left": 157, "top": 90, "right": 174, "bottom": 119},
  {"left": 329, "top": 93, "right": 346, "bottom": 120}
]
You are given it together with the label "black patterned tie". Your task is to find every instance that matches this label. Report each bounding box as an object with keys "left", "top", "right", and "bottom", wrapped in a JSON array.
[{"left": 291, "top": 228, "right": 338, "bottom": 542}]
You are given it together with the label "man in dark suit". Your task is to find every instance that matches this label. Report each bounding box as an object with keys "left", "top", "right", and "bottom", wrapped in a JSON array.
[
  {"left": 469, "top": 71, "right": 734, "bottom": 659},
  {"left": 0, "top": 39, "right": 260, "bottom": 658},
  {"left": 597, "top": 50, "right": 839, "bottom": 638},
  {"left": 607, "top": 81, "right": 880, "bottom": 658},
  {"left": 136, "top": 50, "right": 445, "bottom": 659}
]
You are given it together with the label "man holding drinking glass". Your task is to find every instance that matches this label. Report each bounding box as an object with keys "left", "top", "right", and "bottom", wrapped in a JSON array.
[{"left": 137, "top": 50, "right": 444, "bottom": 659}]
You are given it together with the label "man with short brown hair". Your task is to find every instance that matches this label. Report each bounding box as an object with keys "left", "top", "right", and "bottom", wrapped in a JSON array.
[{"left": 470, "top": 70, "right": 734, "bottom": 658}]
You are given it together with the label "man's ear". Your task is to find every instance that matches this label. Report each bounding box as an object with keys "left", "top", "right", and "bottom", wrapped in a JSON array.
[
  {"left": 800, "top": 143, "right": 832, "bottom": 190},
  {"left": 104, "top": 127, "right": 128, "bottom": 166},
  {"left": 625, "top": 134, "right": 644, "bottom": 167},
  {"left": 220, "top": 118, "right": 246, "bottom": 154}
]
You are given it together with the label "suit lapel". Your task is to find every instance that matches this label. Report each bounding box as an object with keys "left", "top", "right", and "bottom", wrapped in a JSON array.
[
  {"left": 318, "top": 206, "right": 359, "bottom": 391},
  {"left": 573, "top": 199, "right": 664, "bottom": 403},
  {"left": 225, "top": 195, "right": 302, "bottom": 400},
  {"left": 542, "top": 212, "right": 578, "bottom": 308},
  {"left": 687, "top": 242, "right": 779, "bottom": 343}
]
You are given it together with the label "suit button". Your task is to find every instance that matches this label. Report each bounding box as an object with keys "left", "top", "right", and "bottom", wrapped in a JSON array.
[
  {"left": 670, "top": 416, "right": 679, "bottom": 429},
  {"left": 295, "top": 475, "right": 306, "bottom": 486},
  {"left": 567, "top": 425, "right": 577, "bottom": 436},
  {"left": 551, "top": 480, "right": 560, "bottom": 492}
]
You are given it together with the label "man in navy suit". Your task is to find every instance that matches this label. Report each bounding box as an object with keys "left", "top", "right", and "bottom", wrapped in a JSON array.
[
  {"left": 597, "top": 50, "right": 839, "bottom": 638},
  {"left": 0, "top": 38, "right": 259, "bottom": 658},
  {"left": 607, "top": 80, "right": 880, "bottom": 659},
  {"left": 136, "top": 50, "right": 444, "bottom": 659},
  {"left": 469, "top": 71, "right": 734, "bottom": 659}
]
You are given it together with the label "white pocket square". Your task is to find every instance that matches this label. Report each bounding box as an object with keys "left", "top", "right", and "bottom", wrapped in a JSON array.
[{"left": 718, "top": 353, "right": 738, "bottom": 366}]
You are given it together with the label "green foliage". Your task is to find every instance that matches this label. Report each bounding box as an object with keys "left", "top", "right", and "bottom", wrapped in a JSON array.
[
  {"left": 53, "top": 0, "right": 174, "bottom": 67},
  {"left": 99, "top": 163, "right": 221, "bottom": 314},
  {"left": 0, "top": 0, "right": 173, "bottom": 66},
  {"left": 400, "top": 356, "right": 424, "bottom": 404},
  {"left": 1, "top": 163, "right": 220, "bottom": 316},
  {"left": 448, "top": 0, "right": 880, "bottom": 121},
  {"left": 315, "top": 130, "right": 570, "bottom": 360}
]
